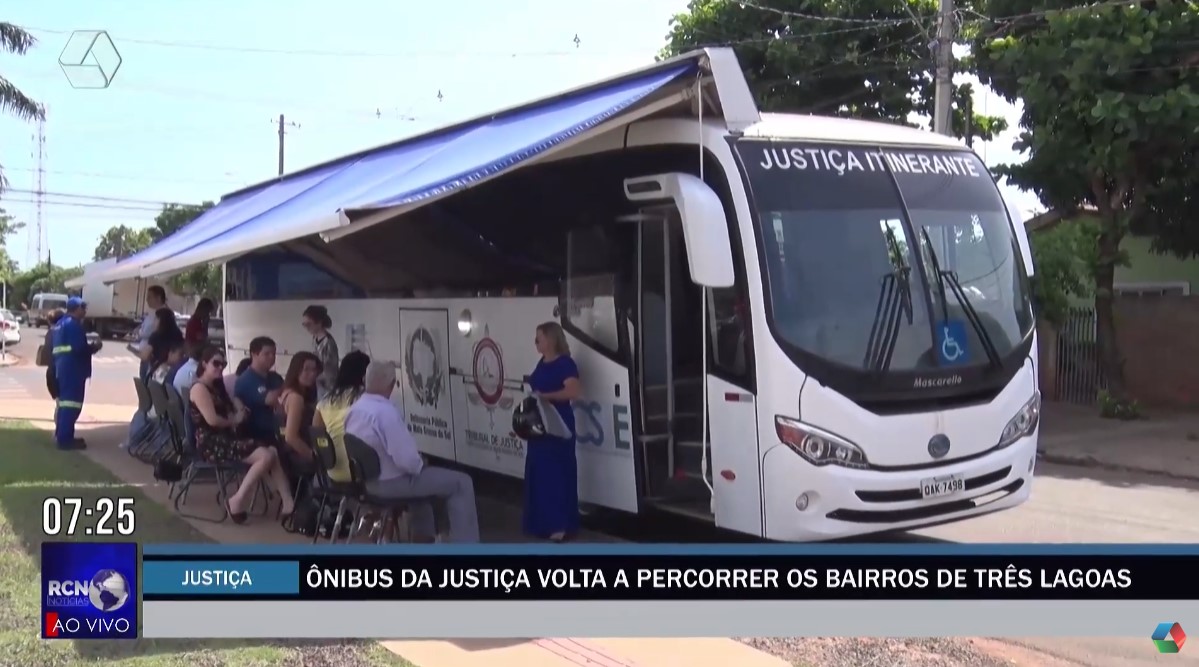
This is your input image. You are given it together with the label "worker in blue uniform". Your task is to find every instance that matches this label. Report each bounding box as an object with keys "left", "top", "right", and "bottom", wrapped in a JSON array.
[{"left": 51, "top": 297, "right": 102, "bottom": 450}]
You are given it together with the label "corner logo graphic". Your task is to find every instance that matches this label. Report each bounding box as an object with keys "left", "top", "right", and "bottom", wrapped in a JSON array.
[
  {"left": 42, "top": 542, "right": 137, "bottom": 639},
  {"left": 1152, "top": 622, "right": 1187, "bottom": 653},
  {"left": 59, "top": 30, "right": 122, "bottom": 89}
]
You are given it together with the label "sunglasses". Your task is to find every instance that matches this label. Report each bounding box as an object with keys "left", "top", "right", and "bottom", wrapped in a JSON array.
[{"left": 211, "top": 360, "right": 227, "bottom": 369}]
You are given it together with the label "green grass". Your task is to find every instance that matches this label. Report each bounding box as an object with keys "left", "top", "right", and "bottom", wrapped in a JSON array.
[{"left": 0, "top": 420, "right": 415, "bottom": 666}]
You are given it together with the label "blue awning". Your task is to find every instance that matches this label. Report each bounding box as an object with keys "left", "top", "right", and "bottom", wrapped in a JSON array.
[{"left": 102, "top": 59, "right": 700, "bottom": 282}]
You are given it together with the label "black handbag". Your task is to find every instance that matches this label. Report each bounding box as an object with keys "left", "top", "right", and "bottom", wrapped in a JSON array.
[{"left": 153, "top": 456, "right": 184, "bottom": 483}]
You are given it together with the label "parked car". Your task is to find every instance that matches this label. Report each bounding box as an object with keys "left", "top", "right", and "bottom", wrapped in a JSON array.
[{"left": 0, "top": 309, "right": 22, "bottom": 346}]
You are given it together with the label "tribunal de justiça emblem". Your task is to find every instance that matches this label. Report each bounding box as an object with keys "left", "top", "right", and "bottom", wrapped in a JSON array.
[{"left": 468, "top": 326, "right": 513, "bottom": 426}]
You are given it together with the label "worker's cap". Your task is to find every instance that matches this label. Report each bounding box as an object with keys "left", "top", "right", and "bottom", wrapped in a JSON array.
[{"left": 66, "top": 296, "right": 87, "bottom": 311}]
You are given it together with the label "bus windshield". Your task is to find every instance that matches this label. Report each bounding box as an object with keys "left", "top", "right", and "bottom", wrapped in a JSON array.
[{"left": 736, "top": 139, "right": 1035, "bottom": 402}]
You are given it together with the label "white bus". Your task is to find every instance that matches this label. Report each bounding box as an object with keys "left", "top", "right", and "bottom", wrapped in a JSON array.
[{"left": 176, "top": 50, "right": 1039, "bottom": 541}]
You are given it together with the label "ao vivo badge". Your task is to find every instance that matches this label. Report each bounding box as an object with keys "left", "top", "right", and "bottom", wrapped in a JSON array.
[{"left": 42, "top": 542, "right": 138, "bottom": 639}]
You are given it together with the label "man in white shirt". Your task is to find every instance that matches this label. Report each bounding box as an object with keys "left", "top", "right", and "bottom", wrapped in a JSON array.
[
  {"left": 344, "top": 360, "right": 480, "bottom": 543},
  {"left": 132, "top": 285, "right": 168, "bottom": 379},
  {"left": 172, "top": 344, "right": 204, "bottom": 448},
  {"left": 122, "top": 285, "right": 168, "bottom": 450}
]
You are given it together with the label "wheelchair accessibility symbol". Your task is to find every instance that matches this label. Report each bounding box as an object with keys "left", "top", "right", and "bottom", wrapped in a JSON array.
[{"left": 935, "top": 320, "right": 970, "bottom": 366}]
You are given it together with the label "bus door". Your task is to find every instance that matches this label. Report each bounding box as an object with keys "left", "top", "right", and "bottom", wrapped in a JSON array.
[{"left": 631, "top": 205, "right": 710, "bottom": 513}]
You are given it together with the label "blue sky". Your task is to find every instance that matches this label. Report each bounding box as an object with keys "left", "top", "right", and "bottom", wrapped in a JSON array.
[{"left": 0, "top": 0, "right": 1038, "bottom": 270}]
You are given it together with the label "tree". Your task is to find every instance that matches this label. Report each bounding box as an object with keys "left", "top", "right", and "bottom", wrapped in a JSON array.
[
  {"left": 0, "top": 23, "right": 45, "bottom": 192},
  {"left": 972, "top": 1, "right": 1199, "bottom": 405},
  {"left": 93, "top": 225, "right": 155, "bottom": 261},
  {"left": 661, "top": 0, "right": 1007, "bottom": 140},
  {"left": 0, "top": 207, "right": 22, "bottom": 282},
  {"left": 9, "top": 263, "right": 84, "bottom": 309},
  {"left": 151, "top": 202, "right": 220, "bottom": 300},
  {"left": 1028, "top": 219, "right": 1095, "bottom": 328}
]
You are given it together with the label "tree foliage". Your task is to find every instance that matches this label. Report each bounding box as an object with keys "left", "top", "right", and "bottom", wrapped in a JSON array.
[
  {"left": 0, "top": 207, "right": 22, "bottom": 282},
  {"left": 93, "top": 225, "right": 156, "bottom": 261},
  {"left": 661, "top": 0, "right": 1007, "bottom": 140},
  {"left": 1028, "top": 218, "right": 1097, "bottom": 327},
  {"left": 972, "top": 0, "right": 1199, "bottom": 402},
  {"left": 0, "top": 22, "right": 45, "bottom": 193},
  {"left": 7, "top": 263, "right": 83, "bottom": 310}
]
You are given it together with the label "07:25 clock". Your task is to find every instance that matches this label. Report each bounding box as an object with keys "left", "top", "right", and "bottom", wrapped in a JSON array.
[{"left": 42, "top": 497, "right": 136, "bottom": 537}]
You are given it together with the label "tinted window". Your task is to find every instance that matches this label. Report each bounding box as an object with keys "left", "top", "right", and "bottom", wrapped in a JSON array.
[{"left": 738, "top": 140, "right": 1034, "bottom": 398}]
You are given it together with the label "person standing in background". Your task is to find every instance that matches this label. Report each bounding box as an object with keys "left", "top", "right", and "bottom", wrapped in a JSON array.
[
  {"left": 41, "top": 309, "right": 65, "bottom": 401},
  {"left": 132, "top": 285, "right": 168, "bottom": 380},
  {"left": 51, "top": 297, "right": 102, "bottom": 450},
  {"left": 185, "top": 297, "right": 216, "bottom": 354},
  {"left": 301, "top": 305, "right": 339, "bottom": 401}
]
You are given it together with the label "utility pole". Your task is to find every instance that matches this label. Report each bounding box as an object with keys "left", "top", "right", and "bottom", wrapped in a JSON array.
[
  {"left": 933, "top": 0, "right": 955, "bottom": 136},
  {"left": 276, "top": 114, "right": 300, "bottom": 176}
]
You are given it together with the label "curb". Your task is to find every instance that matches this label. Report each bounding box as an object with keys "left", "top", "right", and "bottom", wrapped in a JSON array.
[{"left": 1037, "top": 450, "right": 1199, "bottom": 483}]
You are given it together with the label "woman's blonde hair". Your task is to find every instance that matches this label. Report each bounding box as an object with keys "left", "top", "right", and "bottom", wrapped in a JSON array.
[{"left": 536, "top": 321, "right": 571, "bottom": 357}]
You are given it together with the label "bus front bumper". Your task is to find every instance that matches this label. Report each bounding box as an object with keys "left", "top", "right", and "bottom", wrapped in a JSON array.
[{"left": 762, "top": 434, "right": 1036, "bottom": 542}]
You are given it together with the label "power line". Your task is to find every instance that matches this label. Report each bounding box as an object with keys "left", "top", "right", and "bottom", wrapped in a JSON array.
[
  {"left": 0, "top": 198, "right": 166, "bottom": 212},
  {"left": 1, "top": 166, "right": 246, "bottom": 186},
  {"left": 19, "top": 25, "right": 629, "bottom": 59},
  {"left": 2, "top": 188, "right": 189, "bottom": 207}
]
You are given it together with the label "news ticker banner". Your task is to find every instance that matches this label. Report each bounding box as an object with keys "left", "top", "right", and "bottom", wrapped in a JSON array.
[{"left": 45, "top": 542, "right": 1199, "bottom": 640}]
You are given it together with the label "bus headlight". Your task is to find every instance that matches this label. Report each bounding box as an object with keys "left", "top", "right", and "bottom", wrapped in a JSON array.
[
  {"left": 774, "top": 416, "right": 868, "bottom": 469},
  {"left": 997, "top": 392, "right": 1040, "bottom": 449}
]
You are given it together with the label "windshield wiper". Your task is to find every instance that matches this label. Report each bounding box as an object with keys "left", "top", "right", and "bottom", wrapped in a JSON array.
[
  {"left": 863, "top": 270, "right": 911, "bottom": 372},
  {"left": 919, "top": 227, "right": 1001, "bottom": 368},
  {"left": 864, "top": 229, "right": 914, "bottom": 372}
]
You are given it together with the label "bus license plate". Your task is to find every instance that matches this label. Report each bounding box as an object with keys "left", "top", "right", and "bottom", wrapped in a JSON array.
[{"left": 920, "top": 474, "right": 964, "bottom": 499}]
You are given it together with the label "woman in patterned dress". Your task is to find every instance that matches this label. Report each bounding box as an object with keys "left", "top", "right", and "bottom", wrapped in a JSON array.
[{"left": 188, "top": 345, "right": 294, "bottom": 523}]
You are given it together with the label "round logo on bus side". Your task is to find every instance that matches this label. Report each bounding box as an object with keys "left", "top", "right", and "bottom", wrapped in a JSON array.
[{"left": 472, "top": 337, "right": 505, "bottom": 407}]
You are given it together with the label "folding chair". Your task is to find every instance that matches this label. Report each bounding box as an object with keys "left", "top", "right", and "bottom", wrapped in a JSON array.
[
  {"left": 143, "top": 381, "right": 178, "bottom": 464},
  {"left": 342, "top": 434, "right": 441, "bottom": 544},
  {"left": 162, "top": 382, "right": 266, "bottom": 523},
  {"left": 307, "top": 426, "right": 362, "bottom": 544}
]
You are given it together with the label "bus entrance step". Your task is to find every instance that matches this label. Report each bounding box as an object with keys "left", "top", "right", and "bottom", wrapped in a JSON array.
[{"left": 648, "top": 498, "right": 715, "bottom": 521}]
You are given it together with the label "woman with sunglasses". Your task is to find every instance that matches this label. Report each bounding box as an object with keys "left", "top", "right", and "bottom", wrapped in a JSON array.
[{"left": 188, "top": 345, "right": 295, "bottom": 524}]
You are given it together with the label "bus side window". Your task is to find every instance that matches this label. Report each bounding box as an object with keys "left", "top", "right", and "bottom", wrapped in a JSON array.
[
  {"left": 709, "top": 287, "right": 749, "bottom": 379},
  {"left": 563, "top": 225, "right": 623, "bottom": 356}
]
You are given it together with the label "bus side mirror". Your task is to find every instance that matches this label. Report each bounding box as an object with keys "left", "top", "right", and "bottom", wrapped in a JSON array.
[{"left": 623, "top": 173, "right": 735, "bottom": 288}]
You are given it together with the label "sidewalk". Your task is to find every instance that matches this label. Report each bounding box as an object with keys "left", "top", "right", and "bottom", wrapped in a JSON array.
[
  {"left": 0, "top": 396, "right": 789, "bottom": 667},
  {"left": 1039, "top": 402, "right": 1199, "bottom": 480}
]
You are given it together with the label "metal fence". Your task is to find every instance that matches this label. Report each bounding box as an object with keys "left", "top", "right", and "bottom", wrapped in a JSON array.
[{"left": 1053, "top": 306, "right": 1107, "bottom": 405}]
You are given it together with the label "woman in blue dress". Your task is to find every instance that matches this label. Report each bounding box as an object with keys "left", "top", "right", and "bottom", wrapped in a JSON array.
[{"left": 524, "top": 321, "right": 582, "bottom": 542}]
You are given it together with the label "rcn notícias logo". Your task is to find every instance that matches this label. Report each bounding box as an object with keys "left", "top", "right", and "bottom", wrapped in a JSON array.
[
  {"left": 1152, "top": 622, "right": 1187, "bottom": 653},
  {"left": 44, "top": 570, "right": 133, "bottom": 638}
]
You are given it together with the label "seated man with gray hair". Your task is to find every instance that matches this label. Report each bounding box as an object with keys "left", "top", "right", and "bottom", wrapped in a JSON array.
[{"left": 344, "top": 360, "right": 480, "bottom": 543}]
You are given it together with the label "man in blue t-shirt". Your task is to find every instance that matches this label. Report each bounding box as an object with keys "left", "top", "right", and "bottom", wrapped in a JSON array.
[{"left": 234, "top": 336, "right": 283, "bottom": 440}]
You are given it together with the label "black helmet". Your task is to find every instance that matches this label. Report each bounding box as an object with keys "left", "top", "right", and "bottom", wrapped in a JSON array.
[{"left": 512, "top": 396, "right": 546, "bottom": 440}]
